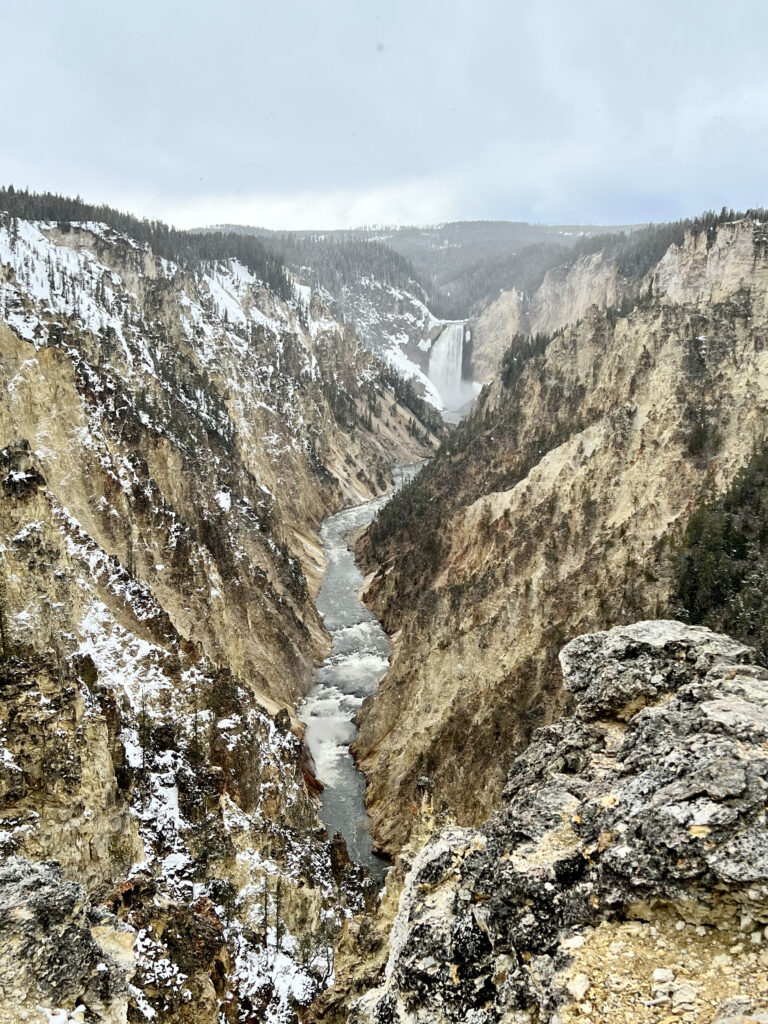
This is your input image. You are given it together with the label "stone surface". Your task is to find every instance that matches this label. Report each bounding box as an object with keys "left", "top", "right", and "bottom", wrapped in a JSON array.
[
  {"left": 0, "top": 654, "right": 143, "bottom": 888},
  {"left": 0, "top": 857, "right": 134, "bottom": 1024},
  {"left": 352, "top": 623, "right": 768, "bottom": 1024}
]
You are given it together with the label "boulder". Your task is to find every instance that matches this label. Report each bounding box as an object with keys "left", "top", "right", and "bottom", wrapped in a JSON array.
[{"left": 354, "top": 622, "right": 768, "bottom": 1024}]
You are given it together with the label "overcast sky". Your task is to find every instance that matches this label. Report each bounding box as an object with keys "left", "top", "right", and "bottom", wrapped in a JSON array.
[{"left": 3, "top": 0, "right": 767, "bottom": 229}]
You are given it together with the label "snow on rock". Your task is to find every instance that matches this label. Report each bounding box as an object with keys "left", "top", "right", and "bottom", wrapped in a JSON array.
[{"left": 0, "top": 210, "right": 433, "bottom": 1024}]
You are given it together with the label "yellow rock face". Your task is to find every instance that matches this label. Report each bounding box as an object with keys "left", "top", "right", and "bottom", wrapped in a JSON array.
[{"left": 354, "top": 219, "right": 768, "bottom": 859}]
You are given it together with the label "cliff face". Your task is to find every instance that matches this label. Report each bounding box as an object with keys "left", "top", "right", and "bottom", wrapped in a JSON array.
[
  {"left": 354, "top": 218, "right": 768, "bottom": 858},
  {"left": 0, "top": 215, "right": 434, "bottom": 1022},
  {"left": 0, "top": 216, "right": 434, "bottom": 708},
  {"left": 0, "top": 643, "right": 355, "bottom": 1024},
  {"left": 470, "top": 252, "right": 634, "bottom": 382},
  {"left": 353, "top": 622, "right": 768, "bottom": 1024},
  {"left": 327, "top": 277, "right": 448, "bottom": 406}
]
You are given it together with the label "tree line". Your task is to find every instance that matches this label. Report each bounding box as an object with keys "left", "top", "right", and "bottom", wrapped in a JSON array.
[
  {"left": 668, "top": 443, "right": 768, "bottom": 663},
  {"left": 0, "top": 185, "right": 294, "bottom": 300},
  {"left": 227, "top": 227, "right": 458, "bottom": 320},
  {"left": 573, "top": 207, "right": 768, "bottom": 280}
]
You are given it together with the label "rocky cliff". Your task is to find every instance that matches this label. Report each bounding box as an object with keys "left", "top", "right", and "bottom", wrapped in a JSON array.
[
  {"left": 0, "top": 211, "right": 435, "bottom": 1022},
  {"left": 352, "top": 621, "right": 768, "bottom": 1024},
  {"left": 0, "top": 215, "right": 436, "bottom": 706},
  {"left": 354, "top": 216, "right": 768, "bottom": 858},
  {"left": 468, "top": 218, "right": 726, "bottom": 384},
  {"left": 471, "top": 252, "right": 635, "bottom": 382}
]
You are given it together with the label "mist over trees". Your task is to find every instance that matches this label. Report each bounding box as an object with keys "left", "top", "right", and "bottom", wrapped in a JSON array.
[
  {"left": 408, "top": 208, "right": 768, "bottom": 316},
  {"left": 571, "top": 207, "right": 768, "bottom": 280},
  {"left": 217, "top": 225, "right": 457, "bottom": 319},
  {"left": 228, "top": 209, "right": 768, "bottom": 322},
  {"left": 6, "top": 186, "right": 765, "bottom": 331}
]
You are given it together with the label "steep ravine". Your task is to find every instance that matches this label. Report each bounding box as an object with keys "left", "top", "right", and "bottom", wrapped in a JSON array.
[
  {"left": 0, "top": 212, "right": 437, "bottom": 1023},
  {"left": 6, "top": 202, "right": 768, "bottom": 1024},
  {"left": 353, "top": 217, "right": 768, "bottom": 860},
  {"left": 300, "top": 463, "right": 424, "bottom": 880}
]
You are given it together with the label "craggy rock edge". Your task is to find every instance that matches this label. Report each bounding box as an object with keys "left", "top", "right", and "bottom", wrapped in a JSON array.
[{"left": 353, "top": 621, "right": 768, "bottom": 1024}]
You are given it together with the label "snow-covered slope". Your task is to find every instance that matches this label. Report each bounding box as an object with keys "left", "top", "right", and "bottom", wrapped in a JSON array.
[
  {"left": 0, "top": 213, "right": 435, "bottom": 1023},
  {"left": 330, "top": 275, "right": 445, "bottom": 404},
  {"left": 206, "top": 226, "right": 480, "bottom": 414}
]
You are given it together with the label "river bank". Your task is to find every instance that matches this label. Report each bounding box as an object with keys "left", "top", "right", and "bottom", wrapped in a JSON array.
[{"left": 298, "top": 463, "right": 423, "bottom": 881}]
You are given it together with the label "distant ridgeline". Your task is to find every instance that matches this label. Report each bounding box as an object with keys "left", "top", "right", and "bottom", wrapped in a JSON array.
[
  {"left": 0, "top": 187, "right": 452, "bottom": 434},
  {"left": 220, "top": 208, "right": 768, "bottom": 320},
  {"left": 365, "top": 204, "right": 768, "bottom": 633},
  {"left": 0, "top": 185, "right": 294, "bottom": 300},
  {"left": 271, "top": 233, "right": 440, "bottom": 306},
  {"left": 573, "top": 206, "right": 768, "bottom": 277},
  {"left": 214, "top": 223, "right": 457, "bottom": 319},
  {"left": 442, "top": 208, "right": 768, "bottom": 316}
]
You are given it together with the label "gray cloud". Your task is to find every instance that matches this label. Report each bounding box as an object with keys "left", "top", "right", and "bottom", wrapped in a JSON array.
[{"left": 3, "top": 0, "right": 767, "bottom": 227}]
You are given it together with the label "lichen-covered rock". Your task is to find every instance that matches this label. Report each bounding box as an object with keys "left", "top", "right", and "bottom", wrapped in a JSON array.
[
  {"left": 0, "top": 857, "right": 134, "bottom": 1024},
  {"left": 713, "top": 998, "right": 768, "bottom": 1024},
  {"left": 353, "top": 622, "right": 768, "bottom": 1024},
  {"left": 557, "top": 619, "right": 753, "bottom": 720}
]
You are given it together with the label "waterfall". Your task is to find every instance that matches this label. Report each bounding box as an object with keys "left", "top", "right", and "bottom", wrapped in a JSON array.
[{"left": 428, "top": 322, "right": 474, "bottom": 413}]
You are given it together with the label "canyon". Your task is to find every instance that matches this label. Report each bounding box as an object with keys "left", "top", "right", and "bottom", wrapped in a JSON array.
[
  {"left": 0, "top": 203, "right": 435, "bottom": 1023},
  {"left": 353, "top": 216, "right": 768, "bottom": 861},
  {"left": 2, "top": 196, "right": 768, "bottom": 1024}
]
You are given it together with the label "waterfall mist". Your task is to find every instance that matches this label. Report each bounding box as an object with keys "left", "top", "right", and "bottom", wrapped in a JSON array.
[{"left": 428, "top": 323, "right": 476, "bottom": 414}]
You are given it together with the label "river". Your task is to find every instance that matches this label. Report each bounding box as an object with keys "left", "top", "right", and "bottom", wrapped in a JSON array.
[{"left": 298, "top": 463, "right": 423, "bottom": 882}]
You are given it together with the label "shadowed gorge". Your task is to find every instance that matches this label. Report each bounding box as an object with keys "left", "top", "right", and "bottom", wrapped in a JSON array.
[{"left": 0, "top": 205, "right": 437, "bottom": 1022}]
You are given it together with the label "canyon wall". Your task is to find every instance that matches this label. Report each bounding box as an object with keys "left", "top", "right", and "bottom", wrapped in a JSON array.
[
  {"left": 0, "top": 215, "right": 435, "bottom": 1023},
  {"left": 470, "top": 251, "right": 635, "bottom": 382},
  {"left": 353, "top": 622, "right": 768, "bottom": 1024},
  {"left": 354, "top": 218, "right": 768, "bottom": 858}
]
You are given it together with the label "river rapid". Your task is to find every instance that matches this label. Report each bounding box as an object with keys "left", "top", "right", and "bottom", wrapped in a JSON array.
[{"left": 298, "top": 463, "right": 422, "bottom": 882}]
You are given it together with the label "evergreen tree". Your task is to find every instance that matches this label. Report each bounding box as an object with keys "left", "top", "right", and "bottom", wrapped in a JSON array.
[{"left": 668, "top": 445, "right": 768, "bottom": 663}]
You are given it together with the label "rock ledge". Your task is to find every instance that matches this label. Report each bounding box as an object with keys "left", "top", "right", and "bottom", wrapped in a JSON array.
[{"left": 354, "top": 622, "right": 768, "bottom": 1024}]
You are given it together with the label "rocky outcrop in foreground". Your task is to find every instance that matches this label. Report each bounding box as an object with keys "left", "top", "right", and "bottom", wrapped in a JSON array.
[
  {"left": 0, "top": 858, "right": 134, "bottom": 1024},
  {"left": 353, "top": 622, "right": 768, "bottom": 1024}
]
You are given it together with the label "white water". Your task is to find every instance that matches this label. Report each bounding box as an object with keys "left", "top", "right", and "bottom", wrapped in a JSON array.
[
  {"left": 299, "top": 463, "right": 423, "bottom": 881},
  {"left": 428, "top": 322, "right": 475, "bottom": 413}
]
